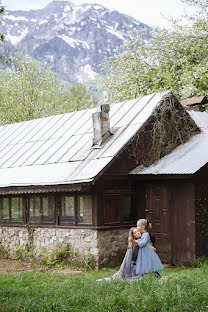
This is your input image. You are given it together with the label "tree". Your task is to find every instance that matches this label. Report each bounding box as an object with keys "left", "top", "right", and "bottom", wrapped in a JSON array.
[
  {"left": 182, "top": 0, "right": 208, "bottom": 9},
  {"left": 0, "top": 1, "right": 4, "bottom": 42},
  {"left": 0, "top": 54, "right": 97, "bottom": 124},
  {"left": 99, "top": 2, "right": 208, "bottom": 103},
  {"left": 68, "top": 83, "right": 95, "bottom": 111}
]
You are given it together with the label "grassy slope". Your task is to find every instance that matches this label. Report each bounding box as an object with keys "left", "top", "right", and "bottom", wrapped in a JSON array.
[{"left": 0, "top": 266, "right": 207, "bottom": 312}]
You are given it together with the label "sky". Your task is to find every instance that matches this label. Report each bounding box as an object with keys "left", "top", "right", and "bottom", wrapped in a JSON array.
[{"left": 2, "top": 0, "right": 194, "bottom": 28}]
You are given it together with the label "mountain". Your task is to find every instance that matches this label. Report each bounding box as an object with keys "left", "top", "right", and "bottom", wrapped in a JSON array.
[{"left": 1, "top": 1, "right": 150, "bottom": 82}]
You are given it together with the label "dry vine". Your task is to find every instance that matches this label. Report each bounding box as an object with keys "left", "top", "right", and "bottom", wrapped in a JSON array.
[{"left": 129, "top": 92, "right": 200, "bottom": 167}]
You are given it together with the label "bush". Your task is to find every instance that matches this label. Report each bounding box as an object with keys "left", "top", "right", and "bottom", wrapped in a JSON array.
[
  {"left": 40, "top": 244, "right": 70, "bottom": 267},
  {"left": 0, "top": 244, "right": 8, "bottom": 259},
  {"left": 4, "top": 242, "right": 95, "bottom": 270},
  {"left": 193, "top": 257, "right": 208, "bottom": 268},
  {"left": 39, "top": 244, "right": 95, "bottom": 269},
  {"left": 14, "top": 246, "right": 26, "bottom": 261}
]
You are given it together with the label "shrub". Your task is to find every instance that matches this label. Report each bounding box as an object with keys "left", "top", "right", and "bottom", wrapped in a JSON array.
[
  {"left": 193, "top": 257, "right": 208, "bottom": 268},
  {"left": 0, "top": 243, "right": 8, "bottom": 259},
  {"left": 39, "top": 244, "right": 95, "bottom": 269},
  {"left": 14, "top": 246, "right": 26, "bottom": 261},
  {"left": 14, "top": 245, "right": 36, "bottom": 265},
  {"left": 39, "top": 244, "right": 70, "bottom": 267}
]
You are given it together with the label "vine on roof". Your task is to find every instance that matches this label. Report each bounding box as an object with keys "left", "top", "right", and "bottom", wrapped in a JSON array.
[{"left": 130, "top": 92, "right": 200, "bottom": 167}]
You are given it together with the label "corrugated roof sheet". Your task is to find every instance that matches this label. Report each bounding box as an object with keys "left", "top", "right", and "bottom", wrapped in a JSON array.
[
  {"left": 0, "top": 91, "right": 167, "bottom": 187},
  {"left": 130, "top": 110, "right": 208, "bottom": 176},
  {"left": 188, "top": 111, "right": 208, "bottom": 133},
  {"left": 181, "top": 96, "right": 207, "bottom": 106}
]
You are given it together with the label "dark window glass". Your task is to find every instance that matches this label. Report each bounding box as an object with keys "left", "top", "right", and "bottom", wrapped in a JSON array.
[
  {"left": 42, "top": 195, "right": 54, "bottom": 223},
  {"left": 122, "top": 196, "right": 136, "bottom": 222},
  {"left": 29, "top": 197, "right": 40, "bottom": 222},
  {"left": 104, "top": 195, "right": 136, "bottom": 224},
  {"left": 61, "top": 196, "right": 75, "bottom": 223},
  {"left": 77, "top": 195, "right": 93, "bottom": 224},
  {"left": 121, "top": 196, "right": 131, "bottom": 222},
  {"left": 104, "top": 196, "right": 120, "bottom": 224},
  {"left": 0, "top": 198, "right": 9, "bottom": 222},
  {"left": 11, "top": 197, "right": 23, "bottom": 222}
]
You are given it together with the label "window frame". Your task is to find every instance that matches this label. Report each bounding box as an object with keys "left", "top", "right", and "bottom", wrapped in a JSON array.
[
  {"left": 59, "top": 194, "right": 94, "bottom": 226},
  {"left": 0, "top": 193, "right": 95, "bottom": 227},
  {"left": 103, "top": 192, "right": 137, "bottom": 226},
  {"left": 0, "top": 196, "right": 10, "bottom": 223},
  {"left": 0, "top": 195, "right": 24, "bottom": 224},
  {"left": 77, "top": 195, "right": 94, "bottom": 225},
  {"left": 10, "top": 196, "right": 24, "bottom": 224},
  {"left": 27, "top": 194, "right": 56, "bottom": 225},
  {"left": 60, "top": 195, "right": 76, "bottom": 225},
  {"left": 0, "top": 191, "right": 137, "bottom": 227}
]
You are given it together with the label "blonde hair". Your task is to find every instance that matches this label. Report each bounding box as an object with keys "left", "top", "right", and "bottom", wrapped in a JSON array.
[
  {"left": 137, "top": 219, "right": 152, "bottom": 232},
  {"left": 128, "top": 227, "right": 138, "bottom": 251}
]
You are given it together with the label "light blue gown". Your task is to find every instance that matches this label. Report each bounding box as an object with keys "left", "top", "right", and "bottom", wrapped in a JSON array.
[
  {"left": 117, "top": 248, "right": 138, "bottom": 278},
  {"left": 136, "top": 232, "right": 164, "bottom": 275}
]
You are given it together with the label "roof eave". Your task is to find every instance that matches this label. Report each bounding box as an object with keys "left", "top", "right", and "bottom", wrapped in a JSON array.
[{"left": 129, "top": 173, "right": 194, "bottom": 180}]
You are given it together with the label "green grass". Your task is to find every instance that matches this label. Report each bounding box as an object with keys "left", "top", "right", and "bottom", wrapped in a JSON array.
[{"left": 0, "top": 266, "right": 208, "bottom": 312}]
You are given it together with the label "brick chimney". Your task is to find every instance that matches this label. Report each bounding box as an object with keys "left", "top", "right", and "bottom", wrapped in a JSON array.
[{"left": 92, "top": 104, "right": 111, "bottom": 146}]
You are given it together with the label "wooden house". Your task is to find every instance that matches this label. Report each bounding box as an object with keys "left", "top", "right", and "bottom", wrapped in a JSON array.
[
  {"left": 130, "top": 114, "right": 208, "bottom": 264},
  {"left": 0, "top": 90, "right": 207, "bottom": 267},
  {"left": 181, "top": 95, "right": 208, "bottom": 112}
]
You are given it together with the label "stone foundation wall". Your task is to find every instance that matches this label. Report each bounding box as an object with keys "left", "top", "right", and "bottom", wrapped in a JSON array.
[
  {"left": 97, "top": 229, "right": 129, "bottom": 267},
  {"left": 0, "top": 226, "right": 98, "bottom": 261},
  {"left": 0, "top": 227, "right": 28, "bottom": 257},
  {"left": 0, "top": 226, "right": 129, "bottom": 267}
]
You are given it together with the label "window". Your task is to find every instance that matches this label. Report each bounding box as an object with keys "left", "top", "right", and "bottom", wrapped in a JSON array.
[
  {"left": 11, "top": 197, "right": 23, "bottom": 222},
  {"left": 0, "top": 197, "right": 9, "bottom": 222},
  {"left": 78, "top": 195, "right": 93, "bottom": 224},
  {"left": 104, "top": 195, "right": 136, "bottom": 224},
  {"left": 61, "top": 196, "right": 75, "bottom": 223},
  {"left": 104, "top": 196, "right": 120, "bottom": 224},
  {"left": 29, "top": 197, "right": 40, "bottom": 223},
  {"left": 122, "top": 196, "right": 136, "bottom": 223},
  {"left": 28, "top": 195, "right": 55, "bottom": 223},
  {"left": 60, "top": 195, "right": 93, "bottom": 225},
  {"left": 42, "top": 195, "right": 55, "bottom": 223},
  {"left": 0, "top": 193, "right": 94, "bottom": 226},
  {"left": 0, "top": 197, "right": 23, "bottom": 223}
]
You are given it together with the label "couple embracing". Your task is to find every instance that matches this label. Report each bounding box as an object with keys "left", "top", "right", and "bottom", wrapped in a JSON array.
[{"left": 113, "top": 219, "right": 164, "bottom": 280}]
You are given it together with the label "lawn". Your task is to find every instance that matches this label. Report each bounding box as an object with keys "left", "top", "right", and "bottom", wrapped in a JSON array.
[{"left": 0, "top": 265, "right": 207, "bottom": 312}]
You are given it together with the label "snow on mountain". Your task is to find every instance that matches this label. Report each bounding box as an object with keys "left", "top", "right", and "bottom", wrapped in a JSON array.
[{"left": 1, "top": 1, "right": 150, "bottom": 82}]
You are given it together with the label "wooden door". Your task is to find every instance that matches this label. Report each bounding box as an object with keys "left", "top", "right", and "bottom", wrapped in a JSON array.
[{"left": 145, "top": 183, "right": 171, "bottom": 262}]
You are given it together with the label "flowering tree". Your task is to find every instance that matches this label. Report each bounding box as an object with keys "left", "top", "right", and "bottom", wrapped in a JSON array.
[
  {"left": 0, "top": 1, "right": 4, "bottom": 42},
  {"left": 99, "top": 1, "right": 208, "bottom": 103},
  {"left": 0, "top": 54, "right": 97, "bottom": 124}
]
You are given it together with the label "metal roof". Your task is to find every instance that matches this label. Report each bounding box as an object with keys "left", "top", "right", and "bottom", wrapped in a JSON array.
[
  {"left": 130, "top": 110, "right": 208, "bottom": 176},
  {"left": 188, "top": 111, "right": 208, "bottom": 133},
  {"left": 0, "top": 91, "right": 167, "bottom": 187},
  {"left": 181, "top": 96, "right": 207, "bottom": 106}
]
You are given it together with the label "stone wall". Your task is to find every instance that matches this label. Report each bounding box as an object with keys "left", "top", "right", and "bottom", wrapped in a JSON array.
[
  {"left": 0, "top": 226, "right": 129, "bottom": 267},
  {"left": 0, "top": 226, "right": 28, "bottom": 257},
  {"left": 0, "top": 226, "right": 98, "bottom": 262},
  {"left": 97, "top": 229, "right": 129, "bottom": 267}
]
